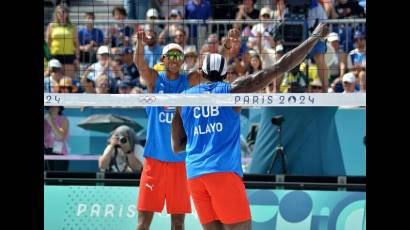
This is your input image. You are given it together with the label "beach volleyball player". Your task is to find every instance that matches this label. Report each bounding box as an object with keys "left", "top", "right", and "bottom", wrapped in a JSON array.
[
  {"left": 171, "top": 23, "right": 328, "bottom": 230},
  {"left": 132, "top": 30, "right": 203, "bottom": 229}
]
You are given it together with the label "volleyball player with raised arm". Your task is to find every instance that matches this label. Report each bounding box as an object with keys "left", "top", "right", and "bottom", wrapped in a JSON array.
[
  {"left": 171, "top": 23, "right": 329, "bottom": 230},
  {"left": 132, "top": 30, "right": 203, "bottom": 229}
]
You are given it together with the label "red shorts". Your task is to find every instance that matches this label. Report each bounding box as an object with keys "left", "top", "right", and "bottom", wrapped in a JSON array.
[
  {"left": 137, "top": 157, "right": 191, "bottom": 214},
  {"left": 188, "top": 172, "right": 251, "bottom": 225}
]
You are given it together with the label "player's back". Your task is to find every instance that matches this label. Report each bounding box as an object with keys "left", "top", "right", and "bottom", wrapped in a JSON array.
[{"left": 181, "top": 81, "right": 243, "bottom": 179}]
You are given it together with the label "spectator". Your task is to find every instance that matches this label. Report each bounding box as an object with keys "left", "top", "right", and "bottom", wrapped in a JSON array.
[
  {"left": 160, "top": 0, "right": 185, "bottom": 19},
  {"left": 234, "top": 0, "right": 259, "bottom": 34},
  {"left": 143, "top": 25, "right": 163, "bottom": 68},
  {"left": 226, "top": 65, "right": 239, "bottom": 83},
  {"left": 335, "top": 0, "right": 365, "bottom": 19},
  {"left": 78, "top": 12, "right": 105, "bottom": 64},
  {"left": 279, "top": 65, "right": 308, "bottom": 93},
  {"left": 117, "top": 80, "right": 133, "bottom": 94},
  {"left": 124, "top": 0, "right": 149, "bottom": 20},
  {"left": 200, "top": 33, "right": 219, "bottom": 54},
  {"left": 307, "top": 0, "right": 329, "bottom": 92},
  {"left": 57, "top": 76, "right": 79, "bottom": 93},
  {"left": 308, "top": 78, "right": 323, "bottom": 93},
  {"left": 158, "top": 10, "right": 189, "bottom": 45},
  {"left": 325, "top": 32, "right": 347, "bottom": 83},
  {"left": 81, "top": 46, "right": 115, "bottom": 84},
  {"left": 98, "top": 125, "right": 143, "bottom": 172},
  {"left": 348, "top": 30, "right": 366, "bottom": 92},
  {"left": 145, "top": 8, "right": 163, "bottom": 34},
  {"left": 182, "top": 45, "right": 199, "bottom": 74},
  {"left": 347, "top": 31, "right": 366, "bottom": 72},
  {"left": 44, "top": 59, "right": 63, "bottom": 93},
  {"left": 111, "top": 55, "right": 124, "bottom": 82},
  {"left": 249, "top": 32, "right": 276, "bottom": 69},
  {"left": 95, "top": 74, "right": 112, "bottom": 94},
  {"left": 173, "top": 28, "right": 188, "bottom": 48},
  {"left": 342, "top": 72, "right": 359, "bottom": 93},
  {"left": 250, "top": 7, "right": 278, "bottom": 49},
  {"left": 246, "top": 52, "right": 262, "bottom": 75},
  {"left": 120, "top": 47, "right": 145, "bottom": 88},
  {"left": 44, "top": 106, "right": 69, "bottom": 171},
  {"left": 317, "top": 0, "right": 338, "bottom": 19},
  {"left": 46, "top": 4, "right": 79, "bottom": 79},
  {"left": 109, "top": 6, "right": 133, "bottom": 48},
  {"left": 185, "top": 0, "right": 212, "bottom": 45}
]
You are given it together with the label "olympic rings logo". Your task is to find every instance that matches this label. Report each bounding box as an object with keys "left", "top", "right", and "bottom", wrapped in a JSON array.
[{"left": 139, "top": 95, "right": 157, "bottom": 104}]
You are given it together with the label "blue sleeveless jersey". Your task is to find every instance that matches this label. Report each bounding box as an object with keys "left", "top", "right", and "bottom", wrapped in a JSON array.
[
  {"left": 144, "top": 72, "right": 189, "bottom": 162},
  {"left": 181, "top": 82, "right": 243, "bottom": 179}
]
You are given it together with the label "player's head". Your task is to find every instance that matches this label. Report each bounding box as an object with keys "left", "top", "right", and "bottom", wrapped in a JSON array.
[
  {"left": 201, "top": 53, "right": 228, "bottom": 82},
  {"left": 162, "top": 43, "right": 184, "bottom": 74}
]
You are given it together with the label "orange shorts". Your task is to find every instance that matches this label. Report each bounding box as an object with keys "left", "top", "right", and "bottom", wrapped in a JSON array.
[
  {"left": 137, "top": 157, "right": 191, "bottom": 214},
  {"left": 188, "top": 172, "right": 251, "bottom": 225}
]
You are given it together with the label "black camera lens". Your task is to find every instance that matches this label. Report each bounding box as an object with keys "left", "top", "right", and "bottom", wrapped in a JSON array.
[{"left": 119, "top": 136, "right": 127, "bottom": 144}]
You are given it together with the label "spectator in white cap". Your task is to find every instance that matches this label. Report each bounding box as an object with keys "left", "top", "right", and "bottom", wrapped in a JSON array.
[
  {"left": 80, "top": 46, "right": 117, "bottom": 93},
  {"left": 342, "top": 72, "right": 358, "bottom": 93},
  {"left": 140, "top": 25, "right": 163, "bottom": 68},
  {"left": 249, "top": 7, "right": 278, "bottom": 49},
  {"left": 133, "top": 30, "right": 204, "bottom": 230},
  {"left": 325, "top": 32, "right": 347, "bottom": 83},
  {"left": 44, "top": 59, "right": 63, "bottom": 93},
  {"left": 144, "top": 8, "right": 163, "bottom": 33}
]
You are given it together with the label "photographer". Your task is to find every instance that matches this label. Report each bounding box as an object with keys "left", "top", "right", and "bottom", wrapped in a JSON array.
[{"left": 98, "top": 125, "right": 143, "bottom": 173}]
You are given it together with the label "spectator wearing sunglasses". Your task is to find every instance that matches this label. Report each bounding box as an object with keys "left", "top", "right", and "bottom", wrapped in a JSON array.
[
  {"left": 158, "top": 9, "right": 189, "bottom": 46},
  {"left": 57, "top": 76, "right": 79, "bottom": 93},
  {"left": 308, "top": 78, "right": 323, "bottom": 93}
]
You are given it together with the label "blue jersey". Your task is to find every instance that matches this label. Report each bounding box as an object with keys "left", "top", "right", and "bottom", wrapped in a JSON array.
[
  {"left": 144, "top": 72, "right": 189, "bottom": 162},
  {"left": 181, "top": 82, "right": 243, "bottom": 179}
]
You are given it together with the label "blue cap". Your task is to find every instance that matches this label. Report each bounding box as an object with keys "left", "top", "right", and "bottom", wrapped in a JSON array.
[
  {"left": 354, "top": 31, "right": 365, "bottom": 39},
  {"left": 121, "top": 47, "right": 133, "bottom": 55}
]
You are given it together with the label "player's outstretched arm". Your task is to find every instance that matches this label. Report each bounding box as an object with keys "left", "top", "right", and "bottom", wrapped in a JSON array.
[{"left": 231, "top": 23, "right": 329, "bottom": 93}]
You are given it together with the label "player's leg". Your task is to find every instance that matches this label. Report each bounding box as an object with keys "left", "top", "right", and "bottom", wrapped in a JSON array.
[
  {"left": 170, "top": 214, "right": 185, "bottom": 230},
  {"left": 137, "top": 158, "right": 167, "bottom": 229},
  {"left": 202, "top": 220, "right": 224, "bottom": 230},
  {"left": 137, "top": 211, "right": 154, "bottom": 230},
  {"left": 205, "top": 172, "right": 252, "bottom": 230},
  {"left": 165, "top": 161, "right": 192, "bottom": 229}
]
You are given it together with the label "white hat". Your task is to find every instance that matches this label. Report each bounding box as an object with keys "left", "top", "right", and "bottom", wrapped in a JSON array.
[
  {"left": 327, "top": 32, "right": 339, "bottom": 42},
  {"left": 97, "top": 46, "right": 110, "bottom": 55},
  {"left": 162, "top": 43, "right": 184, "bottom": 56},
  {"left": 342, "top": 73, "right": 356, "bottom": 83},
  {"left": 146, "top": 8, "right": 159, "bottom": 18},
  {"left": 202, "top": 53, "right": 228, "bottom": 76},
  {"left": 260, "top": 7, "right": 272, "bottom": 17},
  {"left": 170, "top": 9, "right": 181, "bottom": 17},
  {"left": 184, "top": 45, "right": 197, "bottom": 55},
  {"left": 48, "top": 59, "right": 62, "bottom": 68}
]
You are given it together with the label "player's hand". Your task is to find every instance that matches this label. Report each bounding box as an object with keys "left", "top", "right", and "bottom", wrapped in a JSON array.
[
  {"left": 311, "top": 23, "right": 329, "bottom": 39},
  {"left": 133, "top": 31, "right": 148, "bottom": 45},
  {"left": 225, "top": 28, "right": 240, "bottom": 49}
]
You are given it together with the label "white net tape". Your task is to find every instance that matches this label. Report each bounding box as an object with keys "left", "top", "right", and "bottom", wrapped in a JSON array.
[{"left": 44, "top": 93, "right": 366, "bottom": 107}]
